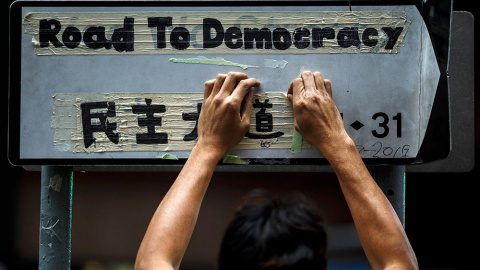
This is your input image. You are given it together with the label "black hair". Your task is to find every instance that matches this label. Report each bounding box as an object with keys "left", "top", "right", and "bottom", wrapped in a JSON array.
[{"left": 218, "top": 189, "right": 327, "bottom": 270}]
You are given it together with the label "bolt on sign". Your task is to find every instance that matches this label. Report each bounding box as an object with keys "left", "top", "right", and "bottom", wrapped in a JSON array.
[{"left": 9, "top": 1, "right": 442, "bottom": 165}]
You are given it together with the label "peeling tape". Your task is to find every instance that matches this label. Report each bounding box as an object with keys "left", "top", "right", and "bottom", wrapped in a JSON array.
[
  {"left": 170, "top": 57, "right": 257, "bottom": 70},
  {"left": 264, "top": 59, "right": 288, "bottom": 69},
  {"left": 222, "top": 155, "right": 249, "bottom": 165},
  {"left": 161, "top": 153, "right": 178, "bottom": 160},
  {"left": 290, "top": 129, "right": 303, "bottom": 153}
]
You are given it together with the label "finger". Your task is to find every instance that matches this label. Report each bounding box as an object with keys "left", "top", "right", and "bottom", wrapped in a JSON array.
[
  {"left": 230, "top": 78, "right": 261, "bottom": 104},
  {"left": 313, "top": 72, "right": 326, "bottom": 93},
  {"left": 211, "top": 74, "right": 227, "bottom": 96},
  {"left": 301, "top": 71, "right": 317, "bottom": 93},
  {"left": 324, "top": 79, "right": 333, "bottom": 99},
  {"left": 220, "top": 72, "right": 249, "bottom": 97},
  {"left": 287, "top": 80, "right": 294, "bottom": 102},
  {"left": 291, "top": 77, "right": 305, "bottom": 100},
  {"left": 240, "top": 91, "right": 254, "bottom": 122},
  {"left": 204, "top": 79, "right": 215, "bottom": 100}
]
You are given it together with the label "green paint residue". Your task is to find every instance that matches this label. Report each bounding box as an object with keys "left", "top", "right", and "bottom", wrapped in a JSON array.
[
  {"left": 222, "top": 155, "right": 249, "bottom": 165},
  {"left": 162, "top": 153, "right": 179, "bottom": 160},
  {"left": 170, "top": 57, "right": 258, "bottom": 70},
  {"left": 290, "top": 129, "right": 303, "bottom": 153}
]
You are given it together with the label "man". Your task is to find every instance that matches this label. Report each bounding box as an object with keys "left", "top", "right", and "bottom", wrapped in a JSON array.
[{"left": 135, "top": 71, "right": 418, "bottom": 270}]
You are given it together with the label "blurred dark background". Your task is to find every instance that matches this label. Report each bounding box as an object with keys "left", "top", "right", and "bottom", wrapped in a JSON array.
[{"left": 3, "top": 1, "right": 478, "bottom": 269}]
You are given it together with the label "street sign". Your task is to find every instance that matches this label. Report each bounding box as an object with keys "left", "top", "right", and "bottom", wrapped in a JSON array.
[{"left": 8, "top": 1, "right": 448, "bottom": 166}]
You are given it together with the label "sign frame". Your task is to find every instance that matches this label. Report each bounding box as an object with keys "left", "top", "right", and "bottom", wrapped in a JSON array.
[{"left": 8, "top": 0, "right": 451, "bottom": 167}]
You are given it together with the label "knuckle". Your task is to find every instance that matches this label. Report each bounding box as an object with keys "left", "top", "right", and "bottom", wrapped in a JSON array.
[
  {"left": 295, "top": 99, "right": 307, "bottom": 108},
  {"left": 237, "top": 80, "right": 248, "bottom": 88},
  {"left": 306, "top": 93, "right": 318, "bottom": 100},
  {"left": 225, "top": 99, "right": 233, "bottom": 106},
  {"left": 227, "top": 72, "right": 241, "bottom": 79},
  {"left": 228, "top": 72, "right": 248, "bottom": 81},
  {"left": 293, "top": 78, "right": 303, "bottom": 85},
  {"left": 205, "top": 80, "right": 214, "bottom": 87},
  {"left": 212, "top": 96, "right": 223, "bottom": 106},
  {"left": 303, "top": 70, "right": 313, "bottom": 77},
  {"left": 313, "top": 71, "right": 323, "bottom": 77},
  {"left": 225, "top": 98, "right": 237, "bottom": 109}
]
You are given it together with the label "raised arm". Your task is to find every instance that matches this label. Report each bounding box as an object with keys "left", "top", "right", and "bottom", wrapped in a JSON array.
[
  {"left": 135, "top": 72, "right": 260, "bottom": 270},
  {"left": 287, "top": 71, "right": 418, "bottom": 270}
]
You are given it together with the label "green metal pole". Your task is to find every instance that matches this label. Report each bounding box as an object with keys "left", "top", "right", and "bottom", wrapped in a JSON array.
[
  {"left": 374, "top": 166, "right": 406, "bottom": 227},
  {"left": 39, "top": 166, "right": 73, "bottom": 270}
]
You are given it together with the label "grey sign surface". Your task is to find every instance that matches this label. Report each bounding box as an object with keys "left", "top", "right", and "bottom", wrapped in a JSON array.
[{"left": 13, "top": 4, "right": 440, "bottom": 164}]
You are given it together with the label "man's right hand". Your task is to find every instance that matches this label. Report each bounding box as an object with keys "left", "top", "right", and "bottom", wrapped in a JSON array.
[{"left": 287, "top": 71, "right": 352, "bottom": 159}]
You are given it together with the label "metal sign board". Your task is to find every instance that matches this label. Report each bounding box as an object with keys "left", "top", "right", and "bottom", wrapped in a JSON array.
[{"left": 8, "top": 1, "right": 448, "bottom": 166}]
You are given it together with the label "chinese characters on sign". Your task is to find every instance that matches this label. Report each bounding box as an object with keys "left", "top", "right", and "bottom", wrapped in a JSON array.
[
  {"left": 79, "top": 98, "right": 285, "bottom": 147},
  {"left": 246, "top": 99, "right": 284, "bottom": 139},
  {"left": 52, "top": 93, "right": 298, "bottom": 153}
]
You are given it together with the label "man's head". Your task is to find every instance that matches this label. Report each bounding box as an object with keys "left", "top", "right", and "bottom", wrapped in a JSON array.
[{"left": 218, "top": 189, "right": 327, "bottom": 270}]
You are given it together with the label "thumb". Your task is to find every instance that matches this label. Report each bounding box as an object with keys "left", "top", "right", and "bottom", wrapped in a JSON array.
[{"left": 240, "top": 91, "right": 254, "bottom": 123}]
